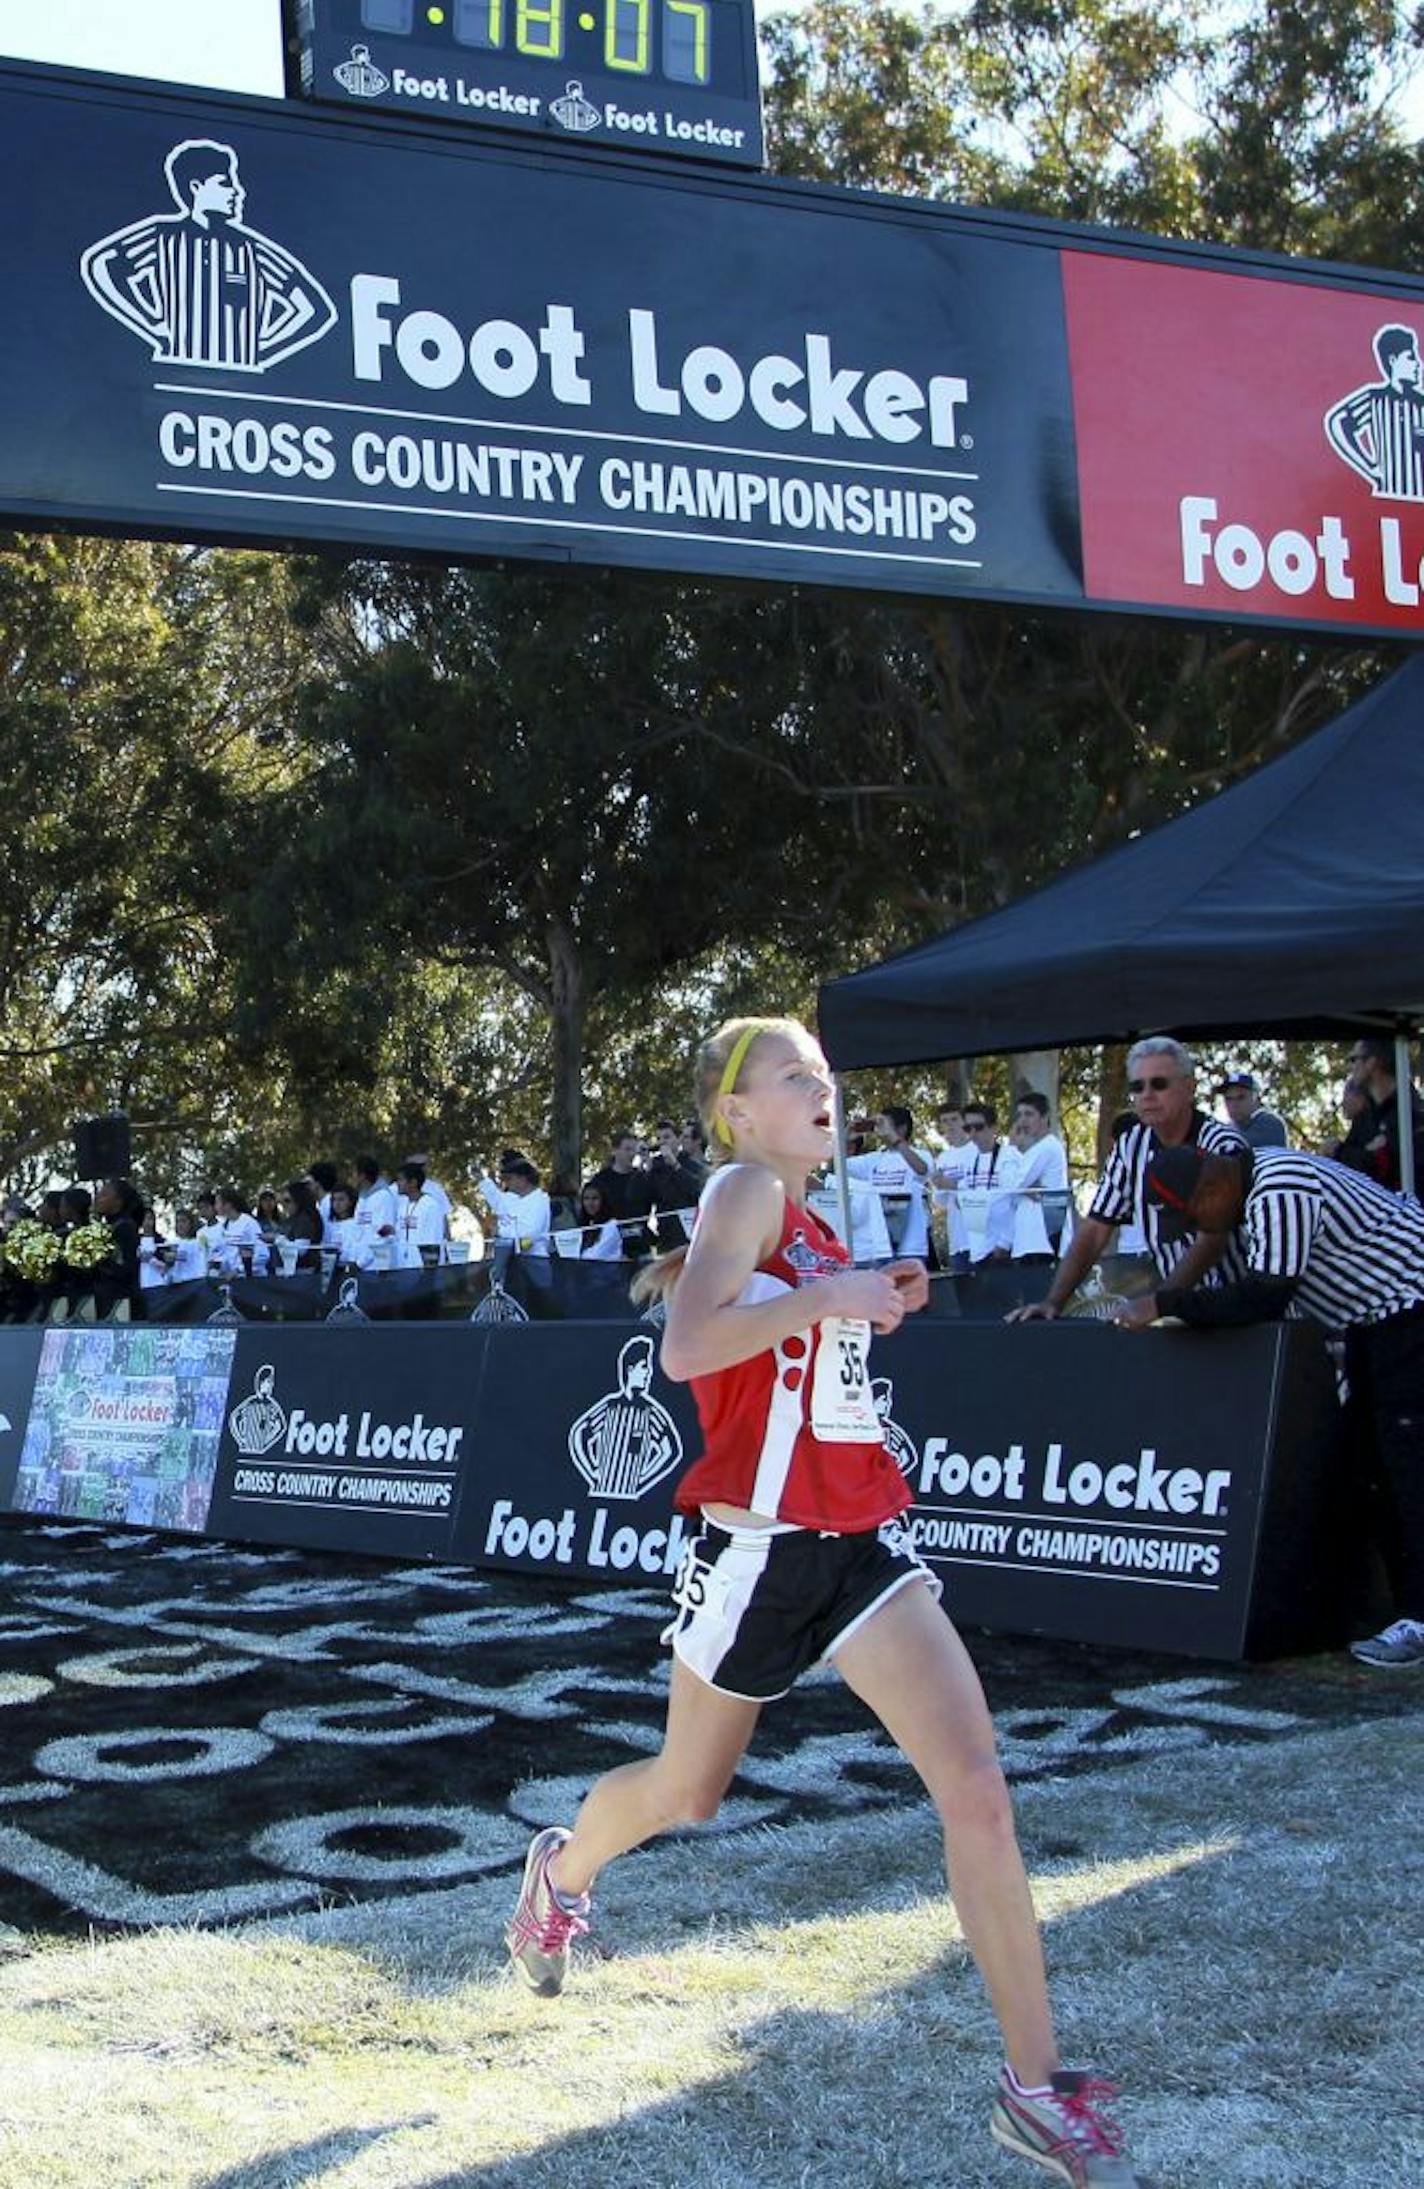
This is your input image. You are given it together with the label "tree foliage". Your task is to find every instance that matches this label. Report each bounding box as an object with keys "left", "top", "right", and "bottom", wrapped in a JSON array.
[{"left": 0, "top": 537, "right": 310, "bottom": 1195}]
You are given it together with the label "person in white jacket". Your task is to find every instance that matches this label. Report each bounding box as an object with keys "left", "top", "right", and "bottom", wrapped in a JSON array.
[
  {"left": 394, "top": 1163, "right": 446, "bottom": 1268},
  {"left": 478, "top": 1158, "right": 553, "bottom": 1266}
]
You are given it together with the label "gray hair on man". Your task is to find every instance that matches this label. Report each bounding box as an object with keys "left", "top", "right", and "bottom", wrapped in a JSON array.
[{"left": 1127, "top": 1036, "right": 1195, "bottom": 1077}]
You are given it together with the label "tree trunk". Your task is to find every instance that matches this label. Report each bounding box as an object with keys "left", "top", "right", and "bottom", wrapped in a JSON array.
[
  {"left": 1008, "top": 1048, "right": 1060, "bottom": 1115},
  {"left": 546, "top": 915, "right": 584, "bottom": 1192},
  {"left": 1097, "top": 1043, "right": 1128, "bottom": 1166}
]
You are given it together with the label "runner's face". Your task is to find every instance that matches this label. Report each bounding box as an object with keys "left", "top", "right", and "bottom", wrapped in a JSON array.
[{"left": 726, "top": 1032, "right": 835, "bottom": 1165}]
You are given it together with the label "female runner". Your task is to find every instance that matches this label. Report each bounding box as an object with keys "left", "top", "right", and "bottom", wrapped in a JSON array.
[{"left": 506, "top": 1017, "right": 1155, "bottom": 2188}]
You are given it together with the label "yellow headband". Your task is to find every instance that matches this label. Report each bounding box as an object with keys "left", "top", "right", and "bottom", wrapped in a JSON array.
[{"left": 712, "top": 1024, "right": 765, "bottom": 1147}]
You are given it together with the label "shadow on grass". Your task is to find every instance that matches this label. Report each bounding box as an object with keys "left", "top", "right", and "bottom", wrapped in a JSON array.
[{"left": 196, "top": 2118, "right": 438, "bottom": 2189}]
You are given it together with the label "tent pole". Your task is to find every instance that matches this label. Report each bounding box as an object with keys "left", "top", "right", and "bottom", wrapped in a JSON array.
[
  {"left": 832, "top": 1077, "right": 855, "bottom": 1258},
  {"left": 1395, "top": 1031, "right": 1416, "bottom": 1196}
]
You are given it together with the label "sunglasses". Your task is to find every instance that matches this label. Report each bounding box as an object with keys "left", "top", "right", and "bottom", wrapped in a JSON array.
[{"left": 1127, "top": 1076, "right": 1174, "bottom": 1094}]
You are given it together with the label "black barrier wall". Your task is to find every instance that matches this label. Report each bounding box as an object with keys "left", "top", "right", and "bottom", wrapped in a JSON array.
[{"left": 0, "top": 1320, "right": 1347, "bottom": 1660}]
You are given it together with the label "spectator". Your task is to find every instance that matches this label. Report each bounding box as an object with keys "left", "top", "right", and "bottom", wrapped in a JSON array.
[
  {"left": 306, "top": 1160, "right": 340, "bottom": 1242},
  {"left": 328, "top": 1183, "right": 376, "bottom": 1271},
  {"left": 956, "top": 1102, "right": 1021, "bottom": 1263},
  {"left": 282, "top": 1177, "right": 325, "bottom": 1268},
  {"left": 1322, "top": 1079, "right": 1371, "bottom": 1160},
  {"left": 648, "top": 1118, "right": 702, "bottom": 1249},
  {"left": 578, "top": 1179, "right": 625, "bottom": 1261},
  {"left": 845, "top": 1105, "right": 935, "bottom": 1261},
  {"left": 212, "top": 1187, "right": 268, "bottom": 1275},
  {"left": 60, "top": 1186, "right": 93, "bottom": 1230},
  {"left": 547, "top": 1174, "right": 581, "bottom": 1233},
  {"left": 1215, "top": 1070, "right": 1288, "bottom": 1148},
  {"left": 1333, "top": 1037, "right": 1424, "bottom": 1191},
  {"left": 930, "top": 1102, "right": 974, "bottom": 1266},
  {"left": 478, "top": 1156, "right": 553, "bottom": 1266},
  {"left": 37, "top": 1191, "right": 65, "bottom": 1232},
  {"left": 353, "top": 1156, "right": 399, "bottom": 1268},
  {"left": 588, "top": 1130, "right": 655, "bottom": 1258},
  {"left": 168, "top": 1208, "right": 207, "bottom": 1285},
  {"left": 394, "top": 1162, "right": 446, "bottom": 1267},
  {"left": 1010, "top": 1036, "right": 1248, "bottom": 1321},
  {"left": 677, "top": 1118, "right": 710, "bottom": 1186},
  {"left": 817, "top": 1153, "right": 895, "bottom": 1264},
  {"left": 138, "top": 1207, "right": 169, "bottom": 1291},
  {"left": 255, "top": 1187, "right": 284, "bottom": 1237},
  {"left": 404, "top": 1153, "right": 453, "bottom": 1237},
  {"left": 1010, "top": 1091, "right": 1071, "bottom": 1262},
  {"left": 1133, "top": 1142, "right": 1424, "bottom": 1669},
  {"left": 94, "top": 1177, "right": 145, "bottom": 1313},
  {"left": 194, "top": 1191, "right": 223, "bottom": 1262}
]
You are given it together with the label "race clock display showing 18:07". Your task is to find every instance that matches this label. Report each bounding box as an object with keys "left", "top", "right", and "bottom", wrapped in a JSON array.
[{"left": 291, "top": 0, "right": 766, "bottom": 167}]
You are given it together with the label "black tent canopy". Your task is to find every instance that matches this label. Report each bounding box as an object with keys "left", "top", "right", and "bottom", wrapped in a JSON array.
[{"left": 818, "top": 656, "right": 1424, "bottom": 1072}]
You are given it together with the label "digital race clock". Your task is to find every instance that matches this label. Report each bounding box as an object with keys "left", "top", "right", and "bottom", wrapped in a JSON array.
[{"left": 290, "top": 0, "right": 765, "bottom": 168}]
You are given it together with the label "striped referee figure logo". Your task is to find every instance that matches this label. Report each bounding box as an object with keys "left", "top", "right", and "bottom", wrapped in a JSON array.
[
  {"left": 871, "top": 1377, "right": 919, "bottom": 1478},
  {"left": 80, "top": 140, "right": 337, "bottom": 375},
  {"left": 567, "top": 1336, "right": 683, "bottom": 1501},
  {"left": 1324, "top": 324, "right": 1424, "bottom": 502}
]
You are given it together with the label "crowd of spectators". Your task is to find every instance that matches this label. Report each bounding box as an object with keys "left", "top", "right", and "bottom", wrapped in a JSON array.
[{"left": 2, "top": 1044, "right": 1413, "bottom": 1322}]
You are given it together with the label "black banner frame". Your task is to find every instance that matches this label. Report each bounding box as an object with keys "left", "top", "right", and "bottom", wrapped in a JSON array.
[{"left": 3, "top": 55, "right": 1424, "bottom": 638}]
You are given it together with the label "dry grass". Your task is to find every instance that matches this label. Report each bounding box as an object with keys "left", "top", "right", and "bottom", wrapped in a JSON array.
[{"left": 0, "top": 1708, "right": 1419, "bottom": 2189}]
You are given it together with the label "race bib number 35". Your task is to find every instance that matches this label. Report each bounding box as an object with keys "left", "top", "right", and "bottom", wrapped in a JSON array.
[{"left": 810, "top": 1316, "right": 880, "bottom": 1442}]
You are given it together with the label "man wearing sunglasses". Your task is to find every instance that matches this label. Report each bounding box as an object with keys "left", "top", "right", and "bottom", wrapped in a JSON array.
[
  {"left": 1331, "top": 1038, "right": 1424, "bottom": 1195},
  {"left": 1008, "top": 1036, "right": 1247, "bottom": 1322}
]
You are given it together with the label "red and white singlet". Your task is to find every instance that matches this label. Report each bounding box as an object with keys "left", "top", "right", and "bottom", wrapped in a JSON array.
[{"left": 674, "top": 1177, "right": 910, "bottom": 1533}]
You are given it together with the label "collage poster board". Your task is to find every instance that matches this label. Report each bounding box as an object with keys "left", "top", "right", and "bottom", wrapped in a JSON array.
[{"left": 13, "top": 1325, "right": 238, "bottom": 1531}]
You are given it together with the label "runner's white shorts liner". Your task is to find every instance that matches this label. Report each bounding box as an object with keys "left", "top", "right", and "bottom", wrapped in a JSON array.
[{"left": 662, "top": 1513, "right": 942, "bottom": 1700}]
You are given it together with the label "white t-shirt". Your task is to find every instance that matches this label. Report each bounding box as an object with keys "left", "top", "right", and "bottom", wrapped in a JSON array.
[
  {"left": 845, "top": 1145, "right": 933, "bottom": 1258},
  {"left": 355, "top": 1183, "right": 399, "bottom": 1261},
  {"left": 931, "top": 1141, "right": 975, "bottom": 1256},
  {"left": 168, "top": 1237, "right": 207, "bottom": 1285},
  {"left": 395, "top": 1189, "right": 446, "bottom": 1268},
  {"left": 138, "top": 1237, "right": 168, "bottom": 1289},
  {"left": 958, "top": 1142, "right": 1022, "bottom": 1262},
  {"left": 213, "top": 1212, "right": 268, "bottom": 1274},
  {"left": 479, "top": 1178, "right": 553, "bottom": 1255},
  {"left": 331, "top": 1215, "right": 376, "bottom": 1270},
  {"left": 818, "top": 1176, "right": 894, "bottom": 1264},
  {"left": 1011, "top": 1132, "right": 1070, "bottom": 1258},
  {"left": 423, "top": 1178, "right": 453, "bottom": 1229}
]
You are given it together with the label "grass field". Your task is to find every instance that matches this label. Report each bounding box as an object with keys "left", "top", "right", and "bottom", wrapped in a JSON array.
[{"left": 1, "top": 1700, "right": 1419, "bottom": 2189}]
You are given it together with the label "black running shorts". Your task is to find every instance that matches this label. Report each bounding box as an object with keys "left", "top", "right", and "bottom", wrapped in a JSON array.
[{"left": 663, "top": 1513, "right": 941, "bottom": 1701}]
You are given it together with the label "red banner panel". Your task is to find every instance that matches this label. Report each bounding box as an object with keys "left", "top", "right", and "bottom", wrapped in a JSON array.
[{"left": 1065, "top": 248, "right": 1424, "bottom": 631}]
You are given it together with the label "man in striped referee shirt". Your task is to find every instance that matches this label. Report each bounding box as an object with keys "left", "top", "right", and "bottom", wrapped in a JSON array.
[
  {"left": 1134, "top": 1142, "right": 1424, "bottom": 1670},
  {"left": 1009, "top": 1036, "right": 1247, "bottom": 1322}
]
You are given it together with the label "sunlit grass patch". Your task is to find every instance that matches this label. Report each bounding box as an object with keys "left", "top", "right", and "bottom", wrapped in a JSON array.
[{"left": 0, "top": 1716, "right": 1417, "bottom": 2189}]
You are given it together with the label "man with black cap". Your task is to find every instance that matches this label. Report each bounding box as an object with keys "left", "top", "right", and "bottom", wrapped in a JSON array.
[
  {"left": 1215, "top": 1071, "right": 1287, "bottom": 1149},
  {"left": 1127, "top": 1140, "right": 1424, "bottom": 1670}
]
